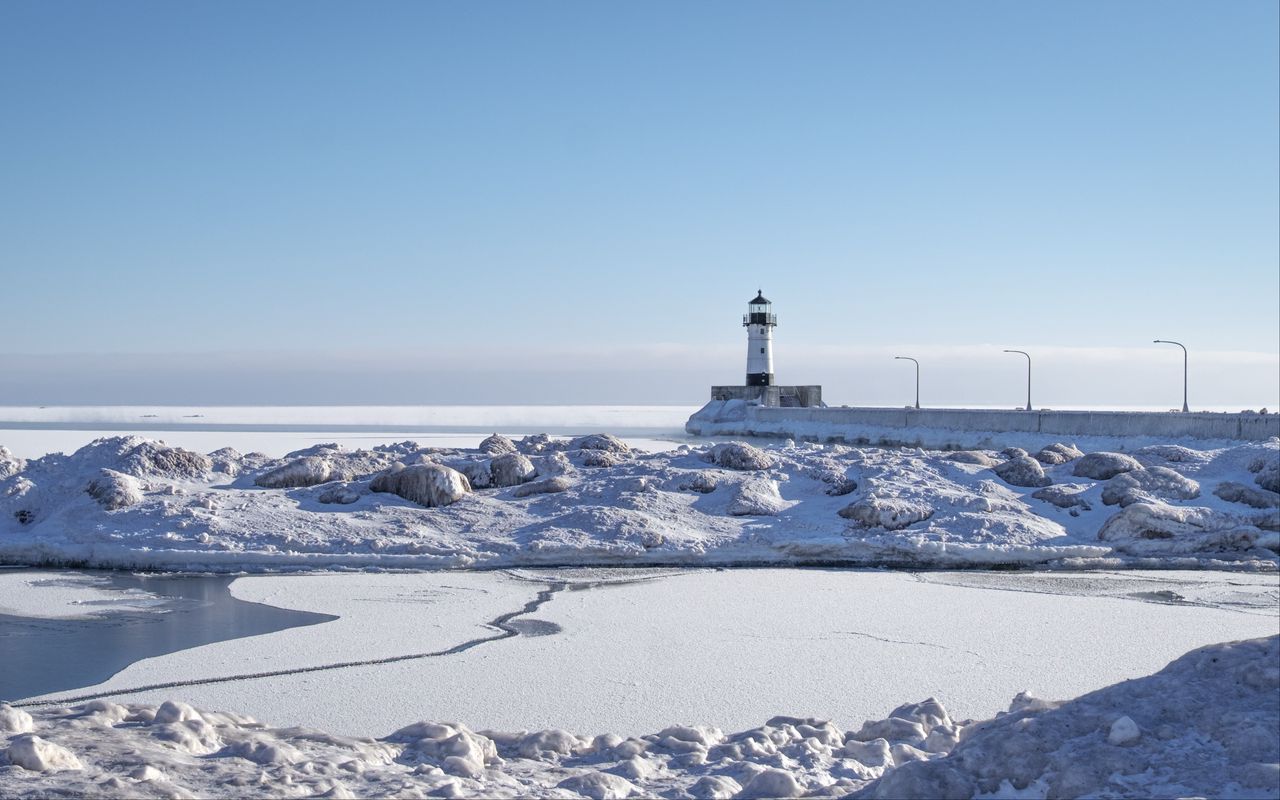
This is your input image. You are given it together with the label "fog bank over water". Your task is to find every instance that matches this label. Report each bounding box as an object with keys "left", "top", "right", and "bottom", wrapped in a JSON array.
[{"left": 2, "top": 345, "right": 1276, "bottom": 409}]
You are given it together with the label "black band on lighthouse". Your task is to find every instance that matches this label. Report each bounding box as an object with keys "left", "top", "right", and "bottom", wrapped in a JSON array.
[{"left": 746, "top": 372, "right": 774, "bottom": 387}]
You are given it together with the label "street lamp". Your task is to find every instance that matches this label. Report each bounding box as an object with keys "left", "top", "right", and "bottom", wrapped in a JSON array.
[
  {"left": 894, "top": 357, "right": 920, "bottom": 409},
  {"left": 1153, "top": 339, "right": 1190, "bottom": 413},
  {"left": 1003, "top": 350, "right": 1032, "bottom": 411}
]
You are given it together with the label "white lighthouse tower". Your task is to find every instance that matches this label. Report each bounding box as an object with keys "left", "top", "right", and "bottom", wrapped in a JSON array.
[{"left": 744, "top": 290, "right": 776, "bottom": 386}]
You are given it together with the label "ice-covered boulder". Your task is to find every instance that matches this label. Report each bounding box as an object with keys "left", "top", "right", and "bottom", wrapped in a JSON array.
[
  {"left": 370, "top": 464, "right": 470, "bottom": 508},
  {"left": 0, "top": 447, "right": 25, "bottom": 480},
  {"left": 1253, "top": 458, "right": 1280, "bottom": 493},
  {"left": 991, "top": 456, "right": 1051, "bottom": 488},
  {"left": 1135, "top": 444, "right": 1211, "bottom": 465},
  {"left": 1100, "top": 466, "right": 1200, "bottom": 507},
  {"left": 556, "top": 771, "right": 640, "bottom": 799},
  {"left": 517, "top": 434, "right": 563, "bottom": 454},
  {"left": 944, "top": 451, "right": 996, "bottom": 467},
  {"left": 582, "top": 449, "right": 624, "bottom": 468},
  {"left": 703, "top": 442, "right": 775, "bottom": 471},
  {"left": 569, "top": 433, "right": 631, "bottom": 455},
  {"left": 1033, "top": 442, "right": 1083, "bottom": 465},
  {"left": 678, "top": 473, "right": 718, "bottom": 494},
  {"left": 1001, "top": 447, "right": 1028, "bottom": 459},
  {"left": 1073, "top": 452, "right": 1143, "bottom": 480},
  {"left": 85, "top": 469, "right": 144, "bottom": 511},
  {"left": 0, "top": 705, "right": 34, "bottom": 735},
  {"left": 478, "top": 433, "right": 518, "bottom": 455},
  {"left": 736, "top": 768, "right": 803, "bottom": 798},
  {"left": 1213, "top": 481, "right": 1280, "bottom": 510},
  {"left": 1031, "top": 484, "right": 1092, "bottom": 511},
  {"left": 839, "top": 497, "right": 934, "bottom": 530},
  {"left": 5, "top": 735, "right": 82, "bottom": 772},
  {"left": 317, "top": 484, "right": 361, "bottom": 505},
  {"left": 1097, "top": 502, "right": 1274, "bottom": 555},
  {"left": 490, "top": 452, "right": 536, "bottom": 487},
  {"left": 727, "top": 479, "right": 786, "bottom": 516},
  {"left": 118, "top": 440, "right": 213, "bottom": 480},
  {"left": 513, "top": 476, "right": 572, "bottom": 497},
  {"left": 255, "top": 456, "right": 354, "bottom": 489},
  {"left": 207, "top": 447, "right": 244, "bottom": 476},
  {"left": 536, "top": 452, "right": 573, "bottom": 476}
]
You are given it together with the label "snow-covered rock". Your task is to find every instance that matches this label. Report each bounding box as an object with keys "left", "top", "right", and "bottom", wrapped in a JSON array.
[
  {"left": 478, "top": 433, "right": 518, "bottom": 455},
  {"left": 839, "top": 497, "right": 934, "bottom": 530},
  {"left": 85, "top": 469, "right": 144, "bottom": 510},
  {"left": 992, "top": 455, "right": 1052, "bottom": 488},
  {"left": 1033, "top": 442, "right": 1083, "bottom": 465},
  {"left": 703, "top": 442, "right": 774, "bottom": 471},
  {"left": 1073, "top": 452, "right": 1143, "bottom": 480},
  {"left": 317, "top": 484, "right": 362, "bottom": 505},
  {"left": 726, "top": 479, "right": 787, "bottom": 516},
  {"left": 0, "top": 446, "right": 25, "bottom": 480},
  {"left": 1097, "top": 503, "right": 1275, "bottom": 555},
  {"left": 490, "top": 452, "right": 536, "bottom": 487},
  {"left": 517, "top": 434, "right": 563, "bottom": 454},
  {"left": 569, "top": 434, "right": 631, "bottom": 455},
  {"left": 854, "top": 637, "right": 1280, "bottom": 800},
  {"left": 255, "top": 456, "right": 352, "bottom": 489},
  {"left": 582, "top": 449, "right": 625, "bottom": 468},
  {"left": 944, "top": 451, "right": 996, "bottom": 467},
  {"left": 513, "top": 476, "right": 572, "bottom": 497},
  {"left": 1031, "top": 484, "right": 1092, "bottom": 511},
  {"left": 1213, "top": 481, "right": 1280, "bottom": 510},
  {"left": 556, "top": 771, "right": 639, "bottom": 799},
  {"left": 5, "top": 735, "right": 82, "bottom": 772},
  {"left": 117, "top": 440, "right": 213, "bottom": 480},
  {"left": 370, "top": 464, "right": 471, "bottom": 508},
  {"left": 1254, "top": 458, "right": 1280, "bottom": 493},
  {"left": 0, "top": 705, "right": 34, "bottom": 735},
  {"left": 1100, "top": 466, "right": 1200, "bottom": 507},
  {"left": 678, "top": 473, "right": 718, "bottom": 494}
]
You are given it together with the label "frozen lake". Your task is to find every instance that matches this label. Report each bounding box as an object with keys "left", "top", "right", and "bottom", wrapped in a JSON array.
[
  {"left": 7, "top": 567, "right": 1277, "bottom": 738},
  {"left": 0, "top": 405, "right": 699, "bottom": 459}
]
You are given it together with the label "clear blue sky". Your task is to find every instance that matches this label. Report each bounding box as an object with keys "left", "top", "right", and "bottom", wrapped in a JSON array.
[{"left": 1, "top": 1, "right": 1277, "bottom": 406}]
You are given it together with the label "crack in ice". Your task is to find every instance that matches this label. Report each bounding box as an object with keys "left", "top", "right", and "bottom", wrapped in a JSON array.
[{"left": 13, "top": 579, "right": 566, "bottom": 709}]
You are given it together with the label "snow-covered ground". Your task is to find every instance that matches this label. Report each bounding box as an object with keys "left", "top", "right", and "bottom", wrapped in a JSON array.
[
  {"left": 1, "top": 431, "right": 1276, "bottom": 571},
  {"left": 2, "top": 635, "right": 1276, "bottom": 799},
  {"left": 12, "top": 568, "right": 1274, "bottom": 740}
]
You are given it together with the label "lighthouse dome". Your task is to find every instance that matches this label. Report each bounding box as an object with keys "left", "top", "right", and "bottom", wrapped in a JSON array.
[{"left": 749, "top": 291, "right": 771, "bottom": 305}]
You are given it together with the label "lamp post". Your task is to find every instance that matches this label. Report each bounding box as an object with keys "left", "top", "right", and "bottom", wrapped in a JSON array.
[
  {"left": 1153, "top": 339, "right": 1190, "bottom": 413},
  {"left": 894, "top": 356, "right": 920, "bottom": 409},
  {"left": 1003, "top": 349, "right": 1032, "bottom": 411}
]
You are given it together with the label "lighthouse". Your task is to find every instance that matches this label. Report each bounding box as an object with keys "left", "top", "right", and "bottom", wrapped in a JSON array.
[{"left": 744, "top": 290, "right": 776, "bottom": 386}]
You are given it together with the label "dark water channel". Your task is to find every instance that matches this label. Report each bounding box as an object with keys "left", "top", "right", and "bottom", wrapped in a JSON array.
[{"left": 0, "top": 570, "right": 335, "bottom": 701}]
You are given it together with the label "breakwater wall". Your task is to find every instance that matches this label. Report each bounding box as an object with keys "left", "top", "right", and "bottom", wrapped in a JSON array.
[{"left": 685, "top": 400, "right": 1280, "bottom": 449}]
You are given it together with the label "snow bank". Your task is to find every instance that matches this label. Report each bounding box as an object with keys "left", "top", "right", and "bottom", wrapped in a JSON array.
[
  {"left": 2, "top": 637, "right": 1275, "bottom": 798},
  {"left": 0, "top": 434, "right": 1276, "bottom": 572}
]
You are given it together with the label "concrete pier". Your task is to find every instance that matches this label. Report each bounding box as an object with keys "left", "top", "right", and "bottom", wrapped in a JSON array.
[{"left": 686, "top": 400, "right": 1280, "bottom": 448}]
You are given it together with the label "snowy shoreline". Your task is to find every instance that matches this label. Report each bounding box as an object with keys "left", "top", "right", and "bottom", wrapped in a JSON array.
[
  {"left": 1, "top": 432, "right": 1276, "bottom": 574},
  {"left": 2, "top": 636, "right": 1276, "bottom": 799}
]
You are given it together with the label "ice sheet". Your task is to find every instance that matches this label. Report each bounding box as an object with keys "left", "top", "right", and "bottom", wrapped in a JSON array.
[{"left": 25, "top": 569, "right": 1276, "bottom": 738}]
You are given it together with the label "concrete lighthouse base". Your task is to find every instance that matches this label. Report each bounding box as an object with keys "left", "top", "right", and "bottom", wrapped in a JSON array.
[{"left": 709, "top": 385, "right": 823, "bottom": 408}]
